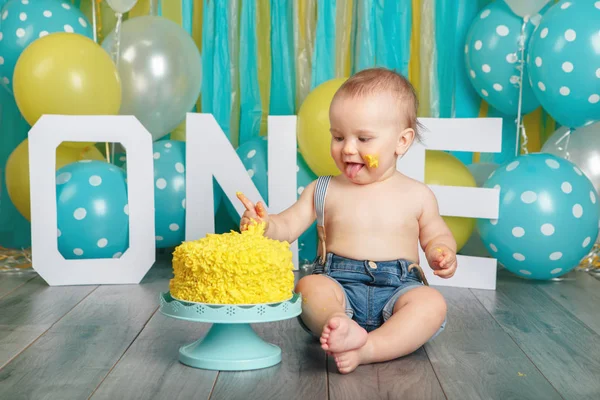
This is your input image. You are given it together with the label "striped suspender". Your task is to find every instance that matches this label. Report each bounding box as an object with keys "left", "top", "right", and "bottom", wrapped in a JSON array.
[{"left": 314, "top": 176, "right": 332, "bottom": 264}]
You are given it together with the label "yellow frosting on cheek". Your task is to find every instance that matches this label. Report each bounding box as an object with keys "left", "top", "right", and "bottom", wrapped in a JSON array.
[
  {"left": 169, "top": 222, "right": 295, "bottom": 304},
  {"left": 364, "top": 154, "right": 379, "bottom": 168}
]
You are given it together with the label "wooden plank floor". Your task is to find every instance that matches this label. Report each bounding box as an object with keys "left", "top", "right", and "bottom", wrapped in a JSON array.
[{"left": 1, "top": 259, "right": 600, "bottom": 400}]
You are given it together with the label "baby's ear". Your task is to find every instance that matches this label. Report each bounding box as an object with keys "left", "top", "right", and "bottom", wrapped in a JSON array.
[{"left": 395, "top": 128, "right": 415, "bottom": 156}]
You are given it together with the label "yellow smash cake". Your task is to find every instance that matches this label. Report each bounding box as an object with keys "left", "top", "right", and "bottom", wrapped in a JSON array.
[{"left": 170, "top": 222, "right": 295, "bottom": 304}]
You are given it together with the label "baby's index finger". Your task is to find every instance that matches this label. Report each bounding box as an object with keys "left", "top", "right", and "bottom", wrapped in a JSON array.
[{"left": 236, "top": 191, "right": 255, "bottom": 211}]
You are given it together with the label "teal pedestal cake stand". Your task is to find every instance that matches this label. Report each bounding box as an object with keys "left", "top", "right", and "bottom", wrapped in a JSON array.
[{"left": 159, "top": 292, "right": 302, "bottom": 371}]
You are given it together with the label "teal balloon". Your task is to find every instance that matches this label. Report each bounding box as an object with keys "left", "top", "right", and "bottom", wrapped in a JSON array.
[
  {"left": 460, "top": 163, "right": 499, "bottom": 258},
  {"left": 477, "top": 154, "right": 599, "bottom": 280},
  {"left": 114, "top": 152, "right": 128, "bottom": 169},
  {"left": 121, "top": 141, "right": 221, "bottom": 249},
  {"left": 0, "top": 0, "right": 93, "bottom": 93},
  {"left": 238, "top": 138, "right": 268, "bottom": 197},
  {"left": 527, "top": 0, "right": 600, "bottom": 128},
  {"left": 226, "top": 137, "right": 318, "bottom": 262},
  {"left": 151, "top": 140, "right": 187, "bottom": 248},
  {"left": 56, "top": 160, "right": 129, "bottom": 259},
  {"left": 465, "top": 1, "right": 545, "bottom": 116}
]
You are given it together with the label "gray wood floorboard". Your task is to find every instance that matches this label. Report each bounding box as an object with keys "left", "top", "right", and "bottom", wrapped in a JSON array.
[
  {"left": 328, "top": 346, "right": 446, "bottom": 400},
  {"left": 3, "top": 262, "right": 600, "bottom": 399},
  {"left": 90, "top": 312, "right": 217, "bottom": 400},
  {"left": 473, "top": 272, "right": 600, "bottom": 400},
  {"left": 0, "top": 277, "right": 96, "bottom": 368},
  {"left": 0, "top": 273, "right": 37, "bottom": 299},
  {"left": 210, "top": 318, "right": 328, "bottom": 400},
  {"left": 534, "top": 270, "right": 600, "bottom": 336},
  {"left": 0, "top": 263, "right": 171, "bottom": 400},
  {"left": 426, "top": 287, "right": 562, "bottom": 400}
]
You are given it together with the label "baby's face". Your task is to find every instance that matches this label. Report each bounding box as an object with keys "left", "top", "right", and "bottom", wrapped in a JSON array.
[{"left": 329, "top": 91, "right": 411, "bottom": 184}]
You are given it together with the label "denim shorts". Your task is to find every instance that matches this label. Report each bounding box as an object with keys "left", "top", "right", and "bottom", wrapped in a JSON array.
[{"left": 298, "top": 253, "right": 446, "bottom": 337}]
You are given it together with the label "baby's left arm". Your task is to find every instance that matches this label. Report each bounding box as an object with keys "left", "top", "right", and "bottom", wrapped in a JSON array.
[{"left": 417, "top": 186, "right": 457, "bottom": 278}]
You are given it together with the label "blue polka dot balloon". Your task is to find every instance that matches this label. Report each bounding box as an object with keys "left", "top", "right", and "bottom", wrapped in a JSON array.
[
  {"left": 464, "top": 1, "right": 547, "bottom": 116},
  {"left": 0, "top": 0, "right": 93, "bottom": 93},
  {"left": 122, "top": 140, "right": 221, "bottom": 248},
  {"left": 477, "top": 154, "right": 599, "bottom": 280},
  {"left": 527, "top": 0, "right": 600, "bottom": 128},
  {"left": 56, "top": 160, "right": 129, "bottom": 259},
  {"left": 151, "top": 140, "right": 187, "bottom": 248}
]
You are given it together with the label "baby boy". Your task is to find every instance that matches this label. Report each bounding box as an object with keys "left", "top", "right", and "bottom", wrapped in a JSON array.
[{"left": 238, "top": 67, "right": 456, "bottom": 374}]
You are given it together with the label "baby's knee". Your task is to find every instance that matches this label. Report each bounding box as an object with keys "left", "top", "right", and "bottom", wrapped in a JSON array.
[
  {"left": 295, "top": 274, "right": 335, "bottom": 292},
  {"left": 409, "top": 287, "right": 447, "bottom": 322},
  {"left": 427, "top": 289, "right": 447, "bottom": 321},
  {"left": 295, "top": 275, "right": 319, "bottom": 293}
]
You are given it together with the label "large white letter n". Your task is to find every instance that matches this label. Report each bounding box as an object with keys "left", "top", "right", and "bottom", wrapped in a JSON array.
[{"left": 185, "top": 113, "right": 299, "bottom": 267}]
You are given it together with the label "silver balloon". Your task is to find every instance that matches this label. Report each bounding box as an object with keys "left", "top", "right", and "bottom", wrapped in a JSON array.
[
  {"left": 106, "top": 0, "right": 138, "bottom": 13},
  {"left": 102, "top": 16, "right": 202, "bottom": 141},
  {"left": 467, "top": 162, "right": 499, "bottom": 187},
  {"left": 502, "top": 0, "right": 550, "bottom": 17},
  {"left": 541, "top": 123, "right": 600, "bottom": 197}
]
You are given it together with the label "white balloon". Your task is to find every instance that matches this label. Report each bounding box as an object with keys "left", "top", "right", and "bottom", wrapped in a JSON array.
[
  {"left": 502, "top": 0, "right": 550, "bottom": 17},
  {"left": 106, "top": 0, "right": 138, "bottom": 14}
]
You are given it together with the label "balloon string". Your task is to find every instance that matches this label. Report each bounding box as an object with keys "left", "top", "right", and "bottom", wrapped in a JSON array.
[
  {"left": 94, "top": 0, "right": 110, "bottom": 163},
  {"left": 96, "top": 0, "right": 103, "bottom": 38},
  {"left": 515, "top": 17, "right": 529, "bottom": 157},
  {"left": 563, "top": 129, "right": 572, "bottom": 161},
  {"left": 109, "top": 12, "right": 124, "bottom": 165},
  {"left": 105, "top": 142, "right": 110, "bottom": 163},
  {"left": 91, "top": 0, "right": 98, "bottom": 43}
]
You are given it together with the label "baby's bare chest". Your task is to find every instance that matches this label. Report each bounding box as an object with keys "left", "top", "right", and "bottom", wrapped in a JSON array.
[{"left": 324, "top": 186, "right": 421, "bottom": 231}]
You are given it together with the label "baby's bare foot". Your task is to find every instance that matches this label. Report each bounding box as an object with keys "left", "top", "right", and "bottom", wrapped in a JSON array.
[
  {"left": 320, "top": 315, "right": 367, "bottom": 353},
  {"left": 333, "top": 340, "right": 374, "bottom": 374}
]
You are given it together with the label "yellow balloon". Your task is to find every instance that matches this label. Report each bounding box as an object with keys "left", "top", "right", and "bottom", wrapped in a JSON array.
[
  {"left": 5, "top": 139, "right": 105, "bottom": 221},
  {"left": 13, "top": 32, "right": 121, "bottom": 127},
  {"left": 425, "top": 150, "right": 477, "bottom": 251},
  {"left": 297, "top": 77, "right": 347, "bottom": 176},
  {"left": 170, "top": 119, "right": 187, "bottom": 142},
  {"left": 62, "top": 141, "right": 97, "bottom": 149}
]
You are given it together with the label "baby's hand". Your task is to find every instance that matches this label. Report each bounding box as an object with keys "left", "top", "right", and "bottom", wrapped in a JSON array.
[
  {"left": 237, "top": 192, "right": 269, "bottom": 231},
  {"left": 426, "top": 244, "right": 457, "bottom": 279}
]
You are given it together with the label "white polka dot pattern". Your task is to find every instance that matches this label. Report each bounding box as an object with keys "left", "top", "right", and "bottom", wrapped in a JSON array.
[
  {"left": 477, "top": 154, "right": 599, "bottom": 280},
  {"left": 73, "top": 208, "right": 87, "bottom": 220},
  {"left": 56, "top": 160, "right": 128, "bottom": 260},
  {"left": 151, "top": 141, "right": 186, "bottom": 248}
]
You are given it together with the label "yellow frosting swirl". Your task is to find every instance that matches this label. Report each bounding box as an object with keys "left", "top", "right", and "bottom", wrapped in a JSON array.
[{"left": 170, "top": 222, "right": 295, "bottom": 304}]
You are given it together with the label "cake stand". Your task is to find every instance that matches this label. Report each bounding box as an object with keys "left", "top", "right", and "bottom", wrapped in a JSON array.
[{"left": 159, "top": 292, "right": 302, "bottom": 371}]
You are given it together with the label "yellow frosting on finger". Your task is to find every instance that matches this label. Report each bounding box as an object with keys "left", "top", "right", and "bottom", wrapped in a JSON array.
[{"left": 170, "top": 222, "right": 294, "bottom": 304}]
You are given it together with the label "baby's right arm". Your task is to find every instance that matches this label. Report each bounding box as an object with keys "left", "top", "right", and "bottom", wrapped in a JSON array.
[{"left": 239, "top": 180, "right": 317, "bottom": 243}]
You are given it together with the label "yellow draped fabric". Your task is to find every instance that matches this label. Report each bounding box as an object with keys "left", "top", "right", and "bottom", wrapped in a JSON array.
[
  {"left": 334, "top": 0, "right": 353, "bottom": 79},
  {"left": 294, "top": 0, "right": 317, "bottom": 111},
  {"left": 257, "top": 1, "right": 271, "bottom": 136},
  {"left": 408, "top": 0, "right": 421, "bottom": 105},
  {"left": 192, "top": 0, "right": 203, "bottom": 112}
]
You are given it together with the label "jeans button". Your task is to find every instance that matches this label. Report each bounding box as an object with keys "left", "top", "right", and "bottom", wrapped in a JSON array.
[{"left": 368, "top": 261, "right": 378, "bottom": 269}]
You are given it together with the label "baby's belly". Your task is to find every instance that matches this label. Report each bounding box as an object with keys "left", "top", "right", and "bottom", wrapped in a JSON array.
[{"left": 326, "top": 230, "right": 420, "bottom": 262}]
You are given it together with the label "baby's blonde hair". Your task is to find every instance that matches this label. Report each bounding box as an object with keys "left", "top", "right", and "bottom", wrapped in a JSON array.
[{"left": 332, "top": 67, "right": 422, "bottom": 141}]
